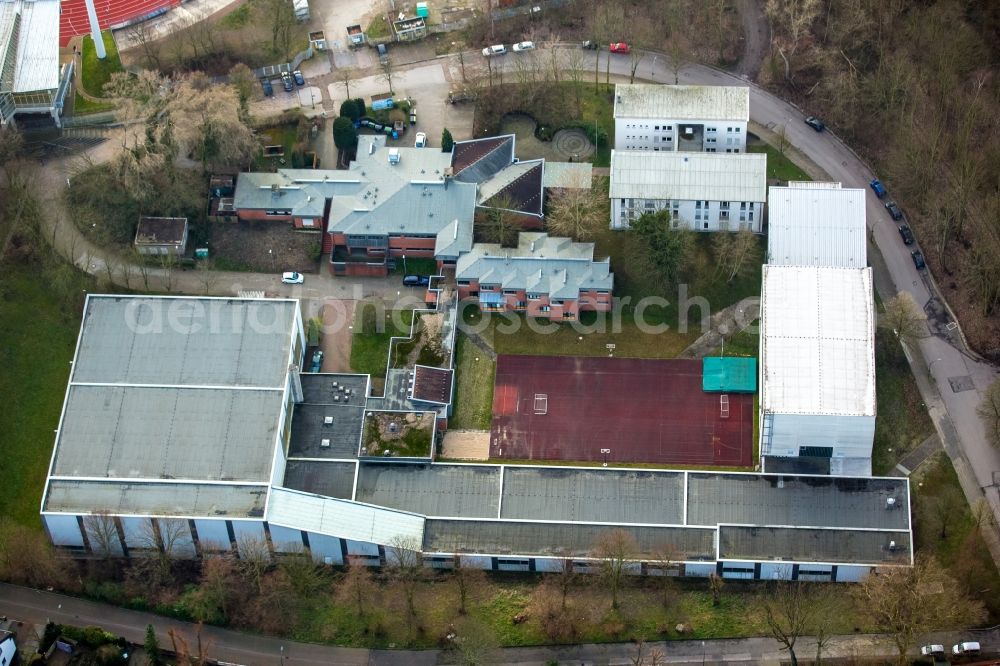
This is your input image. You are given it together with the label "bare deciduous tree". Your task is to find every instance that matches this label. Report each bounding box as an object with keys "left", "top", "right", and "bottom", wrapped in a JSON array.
[
  {"left": 83, "top": 512, "right": 121, "bottom": 557},
  {"left": 712, "top": 228, "right": 761, "bottom": 283},
  {"left": 856, "top": 555, "right": 986, "bottom": 666},
  {"left": 235, "top": 533, "right": 272, "bottom": 593},
  {"left": 882, "top": 291, "right": 926, "bottom": 343},
  {"left": 546, "top": 174, "right": 608, "bottom": 242},
  {"left": 708, "top": 572, "right": 724, "bottom": 606},
  {"left": 977, "top": 379, "right": 1000, "bottom": 449},
  {"left": 453, "top": 559, "right": 489, "bottom": 614},
  {"left": 387, "top": 535, "right": 423, "bottom": 626},
  {"left": 592, "top": 528, "right": 637, "bottom": 610},
  {"left": 337, "top": 555, "right": 377, "bottom": 619}
]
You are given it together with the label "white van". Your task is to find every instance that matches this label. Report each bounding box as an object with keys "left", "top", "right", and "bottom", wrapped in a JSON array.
[
  {"left": 952, "top": 641, "right": 981, "bottom": 656},
  {"left": 482, "top": 44, "right": 506, "bottom": 57}
]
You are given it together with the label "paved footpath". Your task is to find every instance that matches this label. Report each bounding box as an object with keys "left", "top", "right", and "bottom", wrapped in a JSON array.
[{"left": 6, "top": 583, "right": 992, "bottom": 665}]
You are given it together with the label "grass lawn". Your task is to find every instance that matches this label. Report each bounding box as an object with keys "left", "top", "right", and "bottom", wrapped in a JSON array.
[
  {"left": 395, "top": 257, "right": 437, "bottom": 276},
  {"left": 911, "top": 452, "right": 1000, "bottom": 622},
  {"left": 219, "top": 2, "right": 251, "bottom": 27},
  {"left": 871, "top": 334, "right": 934, "bottom": 475},
  {"left": 254, "top": 124, "right": 302, "bottom": 170},
  {"left": 73, "top": 92, "right": 115, "bottom": 115},
  {"left": 450, "top": 334, "right": 495, "bottom": 430},
  {"left": 287, "top": 573, "right": 872, "bottom": 648},
  {"left": 747, "top": 141, "right": 811, "bottom": 182},
  {"left": 80, "top": 31, "right": 123, "bottom": 98},
  {"left": 349, "top": 305, "right": 414, "bottom": 377},
  {"left": 0, "top": 264, "right": 93, "bottom": 529},
  {"left": 366, "top": 15, "right": 390, "bottom": 39}
]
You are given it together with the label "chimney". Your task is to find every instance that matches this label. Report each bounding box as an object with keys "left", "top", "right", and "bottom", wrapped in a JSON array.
[{"left": 443, "top": 166, "right": 454, "bottom": 190}]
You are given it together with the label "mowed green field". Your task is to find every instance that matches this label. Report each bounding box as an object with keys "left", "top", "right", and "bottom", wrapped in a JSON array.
[{"left": 0, "top": 268, "right": 88, "bottom": 529}]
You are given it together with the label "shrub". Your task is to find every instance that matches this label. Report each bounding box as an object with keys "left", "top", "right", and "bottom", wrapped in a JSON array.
[{"left": 339, "top": 99, "right": 361, "bottom": 120}]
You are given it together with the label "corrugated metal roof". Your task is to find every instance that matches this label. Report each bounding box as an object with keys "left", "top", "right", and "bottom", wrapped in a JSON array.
[
  {"left": 702, "top": 357, "right": 757, "bottom": 393},
  {"left": 44, "top": 480, "right": 268, "bottom": 518},
  {"left": 610, "top": 151, "right": 766, "bottom": 203},
  {"left": 267, "top": 487, "right": 425, "bottom": 544},
  {"left": 761, "top": 265, "right": 876, "bottom": 416},
  {"left": 1, "top": 0, "right": 60, "bottom": 93},
  {"left": 614, "top": 84, "right": 749, "bottom": 121},
  {"left": 767, "top": 184, "right": 867, "bottom": 268}
]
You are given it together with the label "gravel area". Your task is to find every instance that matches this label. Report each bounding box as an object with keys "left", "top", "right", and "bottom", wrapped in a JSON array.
[{"left": 211, "top": 222, "right": 321, "bottom": 273}]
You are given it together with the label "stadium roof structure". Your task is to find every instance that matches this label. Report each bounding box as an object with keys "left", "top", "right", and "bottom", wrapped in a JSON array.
[
  {"left": 702, "top": 357, "right": 757, "bottom": 393},
  {"left": 760, "top": 265, "right": 876, "bottom": 417},
  {"left": 767, "top": 183, "right": 867, "bottom": 268},
  {"left": 42, "top": 295, "right": 300, "bottom": 519},
  {"left": 613, "top": 84, "right": 750, "bottom": 122},
  {"left": 610, "top": 151, "right": 767, "bottom": 203}
]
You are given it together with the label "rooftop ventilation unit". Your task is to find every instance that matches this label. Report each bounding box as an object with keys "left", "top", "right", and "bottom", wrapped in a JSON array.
[
  {"left": 324, "top": 416, "right": 334, "bottom": 425},
  {"left": 320, "top": 438, "right": 331, "bottom": 448},
  {"left": 885, "top": 497, "right": 897, "bottom": 509}
]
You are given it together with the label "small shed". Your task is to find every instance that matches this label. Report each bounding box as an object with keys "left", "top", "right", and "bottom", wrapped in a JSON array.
[
  {"left": 134, "top": 216, "right": 189, "bottom": 256},
  {"left": 392, "top": 15, "right": 427, "bottom": 42},
  {"left": 702, "top": 356, "right": 757, "bottom": 393}
]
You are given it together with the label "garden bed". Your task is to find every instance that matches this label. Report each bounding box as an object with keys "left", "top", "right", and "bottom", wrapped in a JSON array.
[{"left": 361, "top": 411, "right": 435, "bottom": 458}]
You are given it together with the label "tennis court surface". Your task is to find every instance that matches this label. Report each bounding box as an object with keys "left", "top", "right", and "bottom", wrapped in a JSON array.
[{"left": 490, "top": 355, "right": 753, "bottom": 466}]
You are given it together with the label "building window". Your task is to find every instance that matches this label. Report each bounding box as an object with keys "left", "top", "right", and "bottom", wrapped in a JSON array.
[
  {"left": 735, "top": 127, "right": 742, "bottom": 133},
  {"left": 707, "top": 127, "right": 716, "bottom": 132},
  {"left": 727, "top": 127, "right": 733, "bottom": 132},
  {"left": 470, "top": 291, "right": 479, "bottom": 297},
  {"left": 654, "top": 125, "right": 659, "bottom": 130},
  {"left": 707, "top": 148, "right": 716, "bottom": 152},
  {"left": 503, "top": 289, "right": 517, "bottom": 295},
  {"left": 540, "top": 306, "right": 551, "bottom": 312},
  {"left": 740, "top": 202, "right": 747, "bottom": 210},
  {"left": 703, "top": 222, "right": 709, "bottom": 229},
  {"left": 563, "top": 312, "right": 576, "bottom": 320},
  {"left": 740, "top": 213, "right": 747, "bottom": 222},
  {"left": 457, "top": 280, "right": 470, "bottom": 286},
  {"left": 706, "top": 138, "right": 716, "bottom": 144},
  {"left": 515, "top": 301, "right": 527, "bottom": 310},
  {"left": 749, "top": 211, "right": 754, "bottom": 221},
  {"left": 695, "top": 201, "right": 702, "bottom": 209},
  {"left": 720, "top": 210, "right": 729, "bottom": 220},
  {"left": 527, "top": 293, "right": 540, "bottom": 300},
  {"left": 721, "top": 201, "right": 730, "bottom": 209},
  {"left": 733, "top": 148, "right": 740, "bottom": 153}
]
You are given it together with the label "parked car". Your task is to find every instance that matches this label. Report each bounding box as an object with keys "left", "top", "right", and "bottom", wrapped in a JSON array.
[
  {"left": 920, "top": 645, "right": 945, "bottom": 657},
  {"left": 911, "top": 250, "right": 926, "bottom": 270},
  {"left": 409, "top": 109, "right": 417, "bottom": 125},
  {"left": 281, "top": 271, "right": 305, "bottom": 284},
  {"left": 482, "top": 44, "right": 507, "bottom": 57},
  {"left": 403, "top": 274, "right": 430, "bottom": 287},
  {"left": 414, "top": 132, "right": 427, "bottom": 148},
  {"left": 260, "top": 78, "right": 273, "bottom": 97},
  {"left": 869, "top": 178, "right": 887, "bottom": 198},
  {"left": 377, "top": 43, "right": 389, "bottom": 62},
  {"left": 309, "top": 349, "right": 324, "bottom": 373},
  {"left": 884, "top": 200, "right": 903, "bottom": 220},
  {"left": 898, "top": 223, "right": 914, "bottom": 245},
  {"left": 512, "top": 41, "right": 535, "bottom": 52},
  {"left": 581, "top": 40, "right": 598, "bottom": 49},
  {"left": 609, "top": 42, "right": 630, "bottom": 54},
  {"left": 280, "top": 71, "right": 293, "bottom": 92},
  {"left": 952, "top": 642, "right": 980, "bottom": 656},
  {"left": 292, "top": 70, "right": 305, "bottom": 86},
  {"left": 804, "top": 116, "right": 825, "bottom": 132},
  {"left": 447, "top": 87, "right": 476, "bottom": 104}
]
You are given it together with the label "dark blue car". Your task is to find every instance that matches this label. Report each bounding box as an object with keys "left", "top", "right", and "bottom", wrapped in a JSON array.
[
  {"left": 403, "top": 275, "right": 430, "bottom": 287},
  {"left": 870, "top": 178, "right": 887, "bottom": 198},
  {"left": 261, "top": 78, "right": 273, "bottom": 97}
]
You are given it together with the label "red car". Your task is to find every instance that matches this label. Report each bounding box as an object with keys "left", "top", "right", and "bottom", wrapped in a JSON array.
[{"left": 609, "top": 42, "right": 630, "bottom": 54}]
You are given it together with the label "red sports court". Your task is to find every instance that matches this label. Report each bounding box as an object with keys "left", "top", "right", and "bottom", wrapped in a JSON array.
[{"left": 490, "top": 355, "right": 753, "bottom": 466}]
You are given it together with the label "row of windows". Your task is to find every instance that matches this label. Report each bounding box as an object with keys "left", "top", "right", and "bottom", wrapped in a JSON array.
[{"left": 622, "top": 123, "right": 744, "bottom": 133}]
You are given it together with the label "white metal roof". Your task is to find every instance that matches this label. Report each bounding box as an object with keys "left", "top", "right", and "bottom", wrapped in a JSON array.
[
  {"left": 761, "top": 265, "right": 876, "bottom": 417},
  {"left": 267, "top": 487, "right": 425, "bottom": 545},
  {"left": 610, "top": 151, "right": 767, "bottom": 203},
  {"left": 767, "top": 184, "right": 867, "bottom": 268},
  {"left": 0, "top": 0, "right": 60, "bottom": 93},
  {"left": 613, "top": 84, "right": 749, "bottom": 121}
]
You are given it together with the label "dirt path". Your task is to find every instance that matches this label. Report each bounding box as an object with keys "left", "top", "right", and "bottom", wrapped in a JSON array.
[
  {"left": 440, "top": 430, "right": 490, "bottom": 460},
  {"left": 734, "top": 0, "right": 770, "bottom": 81}
]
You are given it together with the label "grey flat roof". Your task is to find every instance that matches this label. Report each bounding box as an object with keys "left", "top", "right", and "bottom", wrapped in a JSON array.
[
  {"left": 288, "top": 403, "right": 364, "bottom": 459},
  {"left": 72, "top": 297, "right": 297, "bottom": 387},
  {"left": 300, "top": 374, "right": 369, "bottom": 404},
  {"left": 54, "top": 386, "right": 280, "bottom": 482},
  {"left": 355, "top": 464, "right": 500, "bottom": 518},
  {"left": 424, "top": 520, "right": 716, "bottom": 559},
  {"left": 687, "top": 473, "right": 909, "bottom": 530},
  {"left": 500, "top": 467, "right": 684, "bottom": 524},
  {"left": 44, "top": 480, "right": 267, "bottom": 518},
  {"left": 282, "top": 460, "right": 356, "bottom": 499},
  {"left": 718, "top": 526, "right": 911, "bottom": 565}
]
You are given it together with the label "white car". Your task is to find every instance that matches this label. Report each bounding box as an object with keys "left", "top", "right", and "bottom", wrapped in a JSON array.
[
  {"left": 482, "top": 44, "right": 506, "bottom": 57},
  {"left": 281, "top": 271, "right": 304, "bottom": 285},
  {"left": 414, "top": 132, "right": 427, "bottom": 148},
  {"left": 920, "top": 645, "right": 944, "bottom": 657},
  {"left": 953, "top": 642, "right": 980, "bottom": 656},
  {"left": 512, "top": 41, "right": 535, "bottom": 52}
]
